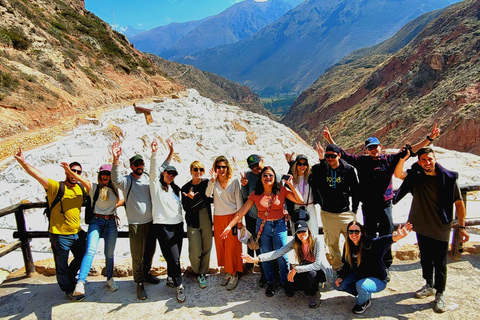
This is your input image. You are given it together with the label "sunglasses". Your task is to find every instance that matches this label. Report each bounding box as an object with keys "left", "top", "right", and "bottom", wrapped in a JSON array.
[
  {"left": 71, "top": 169, "right": 82, "bottom": 174},
  {"left": 262, "top": 174, "right": 274, "bottom": 178},
  {"left": 297, "top": 162, "right": 308, "bottom": 167},
  {"left": 325, "top": 154, "right": 338, "bottom": 159},
  {"left": 367, "top": 145, "right": 379, "bottom": 151},
  {"left": 99, "top": 171, "right": 111, "bottom": 176},
  {"left": 216, "top": 165, "right": 227, "bottom": 170},
  {"left": 348, "top": 230, "right": 361, "bottom": 235},
  {"left": 166, "top": 171, "right": 178, "bottom": 177},
  {"left": 296, "top": 230, "right": 307, "bottom": 234},
  {"left": 133, "top": 161, "right": 145, "bottom": 167},
  {"left": 193, "top": 168, "right": 205, "bottom": 172}
]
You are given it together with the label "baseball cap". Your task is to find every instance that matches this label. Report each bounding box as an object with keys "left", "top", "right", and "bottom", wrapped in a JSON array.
[
  {"left": 295, "top": 220, "right": 308, "bottom": 233},
  {"left": 326, "top": 144, "right": 341, "bottom": 154},
  {"left": 295, "top": 154, "right": 308, "bottom": 162},
  {"left": 247, "top": 154, "right": 262, "bottom": 169},
  {"left": 129, "top": 154, "right": 143, "bottom": 165},
  {"left": 365, "top": 137, "right": 381, "bottom": 148},
  {"left": 98, "top": 164, "right": 112, "bottom": 172}
]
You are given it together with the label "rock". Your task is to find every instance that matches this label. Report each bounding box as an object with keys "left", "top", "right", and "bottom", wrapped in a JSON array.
[
  {"left": 34, "top": 258, "right": 56, "bottom": 276},
  {"left": 395, "top": 243, "right": 420, "bottom": 260},
  {"left": 463, "top": 242, "right": 480, "bottom": 254}
]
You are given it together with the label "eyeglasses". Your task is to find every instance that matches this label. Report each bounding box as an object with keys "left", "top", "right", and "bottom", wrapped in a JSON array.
[
  {"left": 166, "top": 171, "right": 178, "bottom": 177},
  {"left": 193, "top": 168, "right": 205, "bottom": 172},
  {"left": 348, "top": 230, "right": 361, "bottom": 235},
  {"left": 297, "top": 162, "right": 308, "bottom": 167},
  {"left": 133, "top": 161, "right": 144, "bottom": 167},
  {"left": 216, "top": 165, "right": 227, "bottom": 170},
  {"left": 367, "top": 145, "right": 379, "bottom": 151},
  {"left": 262, "top": 174, "right": 274, "bottom": 178},
  {"left": 296, "top": 230, "right": 307, "bottom": 234},
  {"left": 325, "top": 154, "right": 338, "bottom": 159},
  {"left": 71, "top": 169, "right": 82, "bottom": 174}
]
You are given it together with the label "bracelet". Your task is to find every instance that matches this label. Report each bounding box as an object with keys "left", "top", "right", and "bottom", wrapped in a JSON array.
[
  {"left": 426, "top": 135, "right": 434, "bottom": 142},
  {"left": 459, "top": 226, "right": 466, "bottom": 229}
]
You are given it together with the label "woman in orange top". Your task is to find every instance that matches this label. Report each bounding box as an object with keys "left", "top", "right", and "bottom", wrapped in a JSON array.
[{"left": 221, "top": 166, "right": 303, "bottom": 297}]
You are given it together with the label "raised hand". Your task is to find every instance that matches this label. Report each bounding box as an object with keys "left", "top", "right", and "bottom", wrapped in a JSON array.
[
  {"left": 151, "top": 138, "right": 159, "bottom": 152},
  {"left": 209, "top": 168, "right": 217, "bottom": 183},
  {"left": 240, "top": 172, "right": 248, "bottom": 187},
  {"left": 112, "top": 141, "right": 122, "bottom": 160},
  {"left": 323, "top": 125, "right": 333, "bottom": 143},
  {"left": 60, "top": 162, "right": 74, "bottom": 177},
  {"left": 316, "top": 141, "right": 324, "bottom": 160},
  {"left": 429, "top": 123, "right": 441, "bottom": 140},
  {"left": 166, "top": 138, "right": 174, "bottom": 154},
  {"left": 393, "top": 222, "right": 413, "bottom": 241},
  {"left": 14, "top": 146, "right": 25, "bottom": 164},
  {"left": 284, "top": 151, "right": 294, "bottom": 163},
  {"left": 182, "top": 187, "right": 198, "bottom": 199}
]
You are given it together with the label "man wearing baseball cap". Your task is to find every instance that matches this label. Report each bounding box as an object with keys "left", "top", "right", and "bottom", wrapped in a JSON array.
[{"left": 323, "top": 124, "right": 440, "bottom": 278}]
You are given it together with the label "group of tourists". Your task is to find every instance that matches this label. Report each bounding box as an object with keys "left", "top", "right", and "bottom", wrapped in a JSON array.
[{"left": 13, "top": 122, "right": 470, "bottom": 314}]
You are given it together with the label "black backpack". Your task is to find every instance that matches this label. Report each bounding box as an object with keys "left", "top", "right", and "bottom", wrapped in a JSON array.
[{"left": 44, "top": 182, "right": 91, "bottom": 223}]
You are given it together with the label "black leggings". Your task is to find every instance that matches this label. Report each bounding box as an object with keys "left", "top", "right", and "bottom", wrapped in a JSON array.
[{"left": 284, "top": 269, "right": 326, "bottom": 296}]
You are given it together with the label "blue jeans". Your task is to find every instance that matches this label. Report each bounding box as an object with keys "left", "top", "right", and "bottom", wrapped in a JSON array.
[
  {"left": 78, "top": 216, "right": 118, "bottom": 282},
  {"left": 335, "top": 273, "right": 387, "bottom": 304},
  {"left": 257, "top": 218, "right": 289, "bottom": 284},
  {"left": 49, "top": 231, "right": 87, "bottom": 293}
]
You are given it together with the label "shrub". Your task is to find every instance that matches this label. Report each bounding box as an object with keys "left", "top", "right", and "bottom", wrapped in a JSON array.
[{"left": 0, "top": 27, "right": 32, "bottom": 50}]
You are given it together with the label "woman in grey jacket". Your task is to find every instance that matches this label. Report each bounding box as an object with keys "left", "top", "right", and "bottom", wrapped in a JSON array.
[{"left": 242, "top": 220, "right": 331, "bottom": 309}]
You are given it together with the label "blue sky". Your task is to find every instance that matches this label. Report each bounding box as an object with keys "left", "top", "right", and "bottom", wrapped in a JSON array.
[{"left": 85, "top": 0, "right": 248, "bottom": 32}]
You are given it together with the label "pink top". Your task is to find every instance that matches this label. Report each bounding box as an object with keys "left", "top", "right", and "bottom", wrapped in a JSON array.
[
  {"left": 302, "top": 243, "right": 315, "bottom": 263},
  {"left": 248, "top": 186, "right": 290, "bottom": 220}
]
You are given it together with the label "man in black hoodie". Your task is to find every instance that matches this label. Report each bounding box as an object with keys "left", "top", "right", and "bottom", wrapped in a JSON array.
[
  {"left": 309, "top": 144, "right": 359, "bottom": 271},
  {"left": 394, "top": 147, "right": 469, "bottom": 313}
]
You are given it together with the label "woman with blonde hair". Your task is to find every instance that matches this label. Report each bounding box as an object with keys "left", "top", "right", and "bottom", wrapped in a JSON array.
[
  {"left": 181, "top": 161, "right": 213, "bottom": 289},
  {"left": 206, "top": 156, "right": 243, "bottom": 290}
]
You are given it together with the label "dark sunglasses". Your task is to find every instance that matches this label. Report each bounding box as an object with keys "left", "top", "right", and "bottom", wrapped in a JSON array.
[
  {"left": 297, "top": 162, "right": 308, "bottom": 167},
  {"left": 325, "top": 154, "right": 338, "bottom": 159},
  {"left": 296, "top": 230, "right": 307, "bottom": 234},
  {"left": 133, "top": 161, "right": 144, "bottom": 167},
  {"left": 193, "top": 168, "right": 205, "bottom": 172},
  {"left": 262, "top": 174, "right": 274, "bottom": 178},
  {"left": 216, "top": 165, "right": 227, "bottom": 169},
  {"left": 71, "top": 169, "right": 82, "bottom": 174},
  {"left": 166, "top": 171, "right": 178, "bottom": 177},
  {"left": 348, "top": 230, "right": 361, "bottom": 235},
  {"left": 99, "top": 171, "right": 111, "bottom": 176},
  {"left": 367, "top": 145, "right": 379, "bottom": 151}
]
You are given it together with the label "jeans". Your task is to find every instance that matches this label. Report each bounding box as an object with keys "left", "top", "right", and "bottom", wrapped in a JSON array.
[
  {"left": 362, "top": 202, "right": 393, "bottom": 268},
  {"left": 49, "top": 231, "right": 87, "bottom": 293},
  {"left": 417, "top": 233, "right": 448, "bottom": 293},
  {"left": 257, "top": 218, "right": 289, "bottom": 284},
  {"left": 335, "top": 273, "right": 387, "bottom": 304},
  {"left": 78, "top": 216, "right": 118, "bottom": 282}
]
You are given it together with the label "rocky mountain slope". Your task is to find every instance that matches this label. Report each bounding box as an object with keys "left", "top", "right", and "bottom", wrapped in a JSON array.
[
  {"left": 282, "top": 0, "right": 480, "bottom": 155},
  {"left": 177, "top": 0, "right": 460, "bottom": 94},
  {"left": 131, "top": 0, "right": 302, "bottom": 59}
]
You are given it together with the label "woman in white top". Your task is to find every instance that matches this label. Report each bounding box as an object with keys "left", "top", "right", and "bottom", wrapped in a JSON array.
[
  {"left": 143, "top": 138, "right": 186, "bottom": 303},
  {"left": 206, "top": 155, "right": 243, "bottom": 291}
]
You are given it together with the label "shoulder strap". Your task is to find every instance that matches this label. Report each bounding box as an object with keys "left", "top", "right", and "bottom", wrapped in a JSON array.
[
  {"left": 91, "top": 184, "right": 100, "bottom": 210},
  {"left": 49, "top": 182, "right": 65, "bottom": 212},
  {"left": 125, "top": 179, "right": 133, "bottom": 204}
]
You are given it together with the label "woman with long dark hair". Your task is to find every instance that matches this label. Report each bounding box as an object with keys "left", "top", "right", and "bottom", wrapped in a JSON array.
[
  {"left": 74, "top": 164, "right": 123, "bottom": 298},
  {"left": 221, "top": 166, "right": 303, "bottom": 297},
  {"left": 335, "top": 220, "right": 412, "bottom": 314},
  {"left": 242, "top": 220, "right": 331, "bottom": 308}
]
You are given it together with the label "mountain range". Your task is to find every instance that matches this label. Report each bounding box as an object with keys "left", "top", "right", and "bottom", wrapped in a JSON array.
[
  {"left": 282, "top": 0, "right": 480, "bottom": 155},
  {"left": 130, "top": 0, "right": 303, "bottom": 60},
  {"left": 176, "top": 0, "right": 461, "bottom": 94}
]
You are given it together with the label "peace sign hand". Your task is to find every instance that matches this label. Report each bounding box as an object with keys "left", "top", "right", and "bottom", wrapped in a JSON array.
[{"left": 240, "top": 172, "right": 248, "bottom": 186}]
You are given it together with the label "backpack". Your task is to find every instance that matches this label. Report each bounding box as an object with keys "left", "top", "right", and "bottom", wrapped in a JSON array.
[
  {"left": 44, "top": 181, "right": 91, "bottom": 223},
  {"left": 85, "top": 185, "right": 100, "bottom": 224}
]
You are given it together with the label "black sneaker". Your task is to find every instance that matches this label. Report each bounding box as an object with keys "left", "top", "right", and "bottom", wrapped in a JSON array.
[
  {"left": 258, "top": 278, "right": 267, "bottom": 288},
  {"left": 265, "top": 283, "right": 275, "bottom": 297},
  {"left": 285, "top": 290, "right": 294, "bottom": 297},
  {"left": 144, "top": 273, "right": 160, "bottom": 284},
  {"left": 352, "top": 299, "right": 371, "bottom": 314},
  {"left": 308, "top": 293, "right": 321, "bottom": 309},
  {"left": 136, "top": 282, "right": 147, "bottom": 300},
  {"left": 66, "top": 293, "right": 85, "bottom": 302}
]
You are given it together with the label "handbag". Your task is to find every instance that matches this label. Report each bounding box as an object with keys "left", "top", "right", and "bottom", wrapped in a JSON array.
[
  {"left": 247, "top": 194, "right": 275, "bottom": 250},
  {"left": 237, "top": 226, "right": 252, "bottom": 245},
  {"left": 291, "top": 186, "right": 310, "bottom": 222}
]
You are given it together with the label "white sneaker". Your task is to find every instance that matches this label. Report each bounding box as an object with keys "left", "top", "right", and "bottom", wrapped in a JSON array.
[
  {"left": 414, "top": 284, "right": 436, "bottom": 299},
  {"left": 176, "top": 284, "right": 186, "bottom": 303},
  {"left": 106, "top": 278, "right": 119, "bottom": 292},
  {"left": 73, "top": 281, "right": 85, "bottom": 296}
]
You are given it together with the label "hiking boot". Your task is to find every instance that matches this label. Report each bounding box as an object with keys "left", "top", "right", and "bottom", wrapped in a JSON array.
[
  {"left": 144, "top": 273, "right": 160, "bottom": 284},
  {"left": 352, "top": 299, "right": 371, "bottom": 314},
  {"left": 414, "top": 284, "right": 436, "bottom": 299},
  {"left": 106, "top": 278, "right": 119, "bottom": 292},
  {"left": 257, "top": 277, "right": 267, "bottom": 288},
  {"left": 66, "top": 292, "right": 85, "bottom": 302},
  {"left": 226, "top": 274, "right": 238, "bottom": 291},
  {"left": 136, "top": 282, "right": 147, "bottom": 300},
  {"left": 166, "top": 276, "right": 175, "bottom": 288},
  {"left": 176, "top": 284, "right": 186, "bottom": 303},
  {"left": 73, "top": 281, "right": 85, "bottom": 296},
  {"left": 265, "top": 283, "right": 275, "bottom": 297},
  {"left": 434, "top": 292, "right": 446, "bottom": 313},
  {"left": 308, "top": 292, "right": 321, "bottom": 309},
  {"left": 198, "top": 274, "right": 207, "bottom": 289},
  {"left": 221, "top": 274, "right": 231, "bottom": 286}
]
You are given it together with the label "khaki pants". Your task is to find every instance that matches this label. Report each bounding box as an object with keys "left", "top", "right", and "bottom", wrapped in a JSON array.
[
  {"left": 320, "top": 209, "right": 355, "bottom": 270},
  {"left": 187, "top": 208, "right": 213, "bottom": 275}
]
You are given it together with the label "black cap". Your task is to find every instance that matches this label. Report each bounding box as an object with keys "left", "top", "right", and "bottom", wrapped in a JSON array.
[
  {"left": 295, "top": 154, "right": 308, "bottom": 162},
  {"left": 165, "top": 165, "right": 178, "bottom": 174},
  {"left": 325, "top": 144, "right": 341, "bottom": 154},
  {"left": 295, "top": 220, "right": 308, "bottom": 233},
  {"left": 247, "top": 154, "right": 262, "bottom": 169}
]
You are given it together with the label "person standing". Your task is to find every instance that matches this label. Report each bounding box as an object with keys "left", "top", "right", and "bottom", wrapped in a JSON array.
[
  {"left": 111, "top": 141, "right": 152, "bottom": 300},
  {"left": 323, "top": 124, "right": 440, "bottom": 278},
  {"left": 394, "top": 147, "right": 469, "bottom": 313},
  {"left": 181, "top": 161, "right": 213, "bottom": 289},
  {"left": 206, "top": 156, "right": 244, "bottom": 291},
  {"left": 309, "top": 143, "right": 359, "bottom": 271},
  {"left": 73, "top": 164, "right": 123, "bottom": 298},
  {"left": 14, "top": 147, "right": 88, "bottom": 301}
]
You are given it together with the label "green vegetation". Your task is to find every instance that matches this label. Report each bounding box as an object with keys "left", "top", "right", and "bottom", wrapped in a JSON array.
[
  {"left": 0, "top": 27, "right": 32, "bottom": 50},
  {"left": 261, "top": 95, "right": 298, "bottom": 118}
]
